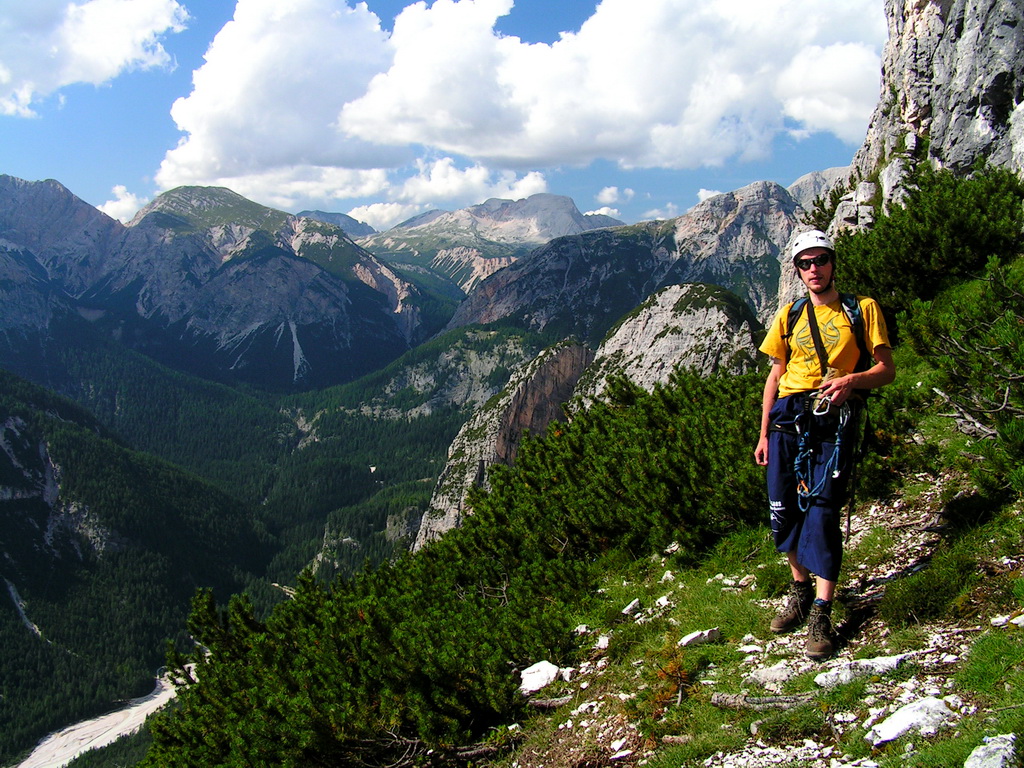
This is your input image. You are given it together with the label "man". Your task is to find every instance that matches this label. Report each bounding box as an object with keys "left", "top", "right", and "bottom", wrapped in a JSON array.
[{"left": 754, "top": 229, "right": 895, "bottom": 660}]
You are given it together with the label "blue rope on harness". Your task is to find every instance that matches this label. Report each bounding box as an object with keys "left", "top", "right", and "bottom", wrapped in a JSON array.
[{"left": 794, "top": 400, "right": 849, "bottom": 513}]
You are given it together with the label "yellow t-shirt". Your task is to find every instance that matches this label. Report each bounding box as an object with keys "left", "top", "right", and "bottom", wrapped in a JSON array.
[{"left": 759, "top": 295, "right": 891, "bottom": 397}]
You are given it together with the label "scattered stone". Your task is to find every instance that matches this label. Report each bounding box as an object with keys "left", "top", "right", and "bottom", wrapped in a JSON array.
[
  {"left": 520, "top": 661, "right": 561, "bottom": 694},
  {"left": 864, "top": 696, "right": 958, "bottom": 746},
  {"left": 744, "top": 662, "right": 796, "bottom": 690},
  {"left": 677, "top": 627, "right": 721, "bottom": 647},
  {"left": 814, "top": 654, "right": 907, "bottom": 688},
  {"left": 965, "top": 734, "right": 1017, "bottom": 768},
  {"left": 621, "top": 598, "right": 642, "bottom": 617}
]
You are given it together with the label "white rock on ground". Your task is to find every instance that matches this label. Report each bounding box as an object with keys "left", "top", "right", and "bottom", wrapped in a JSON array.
[
  {"left": 520, "top": 660, "right": 561, "bottom": 694},
  {"left": 864, "top": 696, "right": 958, "bottom": 746},
  {"left": 964, "top": 734, "right": 1017, "bottom": 768}
]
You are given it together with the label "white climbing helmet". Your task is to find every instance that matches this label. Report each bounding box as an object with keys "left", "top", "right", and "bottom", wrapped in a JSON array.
[{"left": 790, "top": 229, "right": 835, "bottom": 262}]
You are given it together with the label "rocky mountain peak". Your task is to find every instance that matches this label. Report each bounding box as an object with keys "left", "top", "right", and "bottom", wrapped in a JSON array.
[
  {"left": 0, "top": 175, "right": 124, "bottom": 295},
  {"left": 389, "top": 193, "right": 624, "bottom": 246}
]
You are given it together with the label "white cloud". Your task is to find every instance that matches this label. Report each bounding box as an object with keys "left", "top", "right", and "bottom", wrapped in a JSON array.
[
  {"left": 144, "top": 0, "right": 884, "bottom": 214},
  {"left": 155, "top": 0, "right": 398, "bottom": 192},
  {"left": 642, "top": 202, "right": 681, "bottom": 221},
  {"left": 0, "top": 0, "right": 187, "bottom": 116},
  {"left": 697, "top": 188, "right": 723, "bottom": 202},
  {"left": 347, "top": 202, "right": 424, "bottom": 231},
  {"left": 339, "top": 0, "right": 886, "bottom": 169},
  {"left": 597, "top": 186, "right": 634, "bottom": 205},
  {"left": 776, "top": 43, "right": 882, "bottom": 143},
  {"left": 97, "top": 185, "right": 148, "bottom": 222},
  {"left": 586, "top": 206, "right": 620, "bottom": 218},
  {"left": 394, "top": 158, "right": 546, "bottom": 205},
  {"left": 343, "top": 158, "right": 547, "bottom": 229}
]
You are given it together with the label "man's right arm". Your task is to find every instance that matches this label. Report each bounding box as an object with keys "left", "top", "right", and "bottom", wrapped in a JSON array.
[{"left": 754, "top": 357, "right": 784, "bottom": 466}]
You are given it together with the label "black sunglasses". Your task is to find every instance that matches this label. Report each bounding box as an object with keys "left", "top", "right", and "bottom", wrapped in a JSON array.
[{"left": 795, "top": 253, "right": 832, "bottom": 271}]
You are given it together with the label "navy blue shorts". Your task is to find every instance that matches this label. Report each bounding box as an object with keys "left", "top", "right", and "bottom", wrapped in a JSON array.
[{"left": 766, "top": 394, "right": 860, "bottom": 582}]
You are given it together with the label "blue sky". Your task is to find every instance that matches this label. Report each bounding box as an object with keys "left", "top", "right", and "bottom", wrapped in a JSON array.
[{"left": 0, "top": 0, "right": 887, "bottom": 230}]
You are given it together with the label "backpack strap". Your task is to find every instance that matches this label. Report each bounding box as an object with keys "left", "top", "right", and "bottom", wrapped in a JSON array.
[
  {"left": 839, "top": 293, "right": 872, "bottom": 374},
  {"left": 782, "top": 297, "right": 807, "bottom": 367}
]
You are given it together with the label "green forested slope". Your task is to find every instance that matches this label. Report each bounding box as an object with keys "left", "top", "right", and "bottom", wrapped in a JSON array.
[{"left": 0, "top": 374, "right": 267, "bottom": 764}]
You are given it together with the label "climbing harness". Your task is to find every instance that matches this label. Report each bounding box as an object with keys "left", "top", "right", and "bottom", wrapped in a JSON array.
[{"left": 794, "top": 399, "right": 850, "bottom": 513}]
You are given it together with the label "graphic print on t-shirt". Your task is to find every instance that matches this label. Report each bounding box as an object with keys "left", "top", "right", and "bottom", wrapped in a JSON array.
[{"left": 791, "top": 312, "right": 844, "bottom": 378}]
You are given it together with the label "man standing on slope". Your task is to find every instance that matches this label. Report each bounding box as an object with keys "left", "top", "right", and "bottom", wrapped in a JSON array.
[{"left": 754, "top": 229, "right": 895, "bottom": 660}]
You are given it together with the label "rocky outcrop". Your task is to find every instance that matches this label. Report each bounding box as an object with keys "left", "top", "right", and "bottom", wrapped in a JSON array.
[
  {"left": 786, "top": 166, "right": 853, "bottom": 212},
  {"left": 850, "top": 0, "right": 1024, "bottom": 214},
  {"left": 574, "top": 283, "right": 761, "bottom": 403},
  {"left": 297, "top": 209, "right": 376, "bottom": 238},
  {"left": 413, "top": 343, "right": 593, "bottom": 551},
  {"left": 348, "top": 329, "right": 543, "bottom": 419},
  {"left": 432, "top": 246, "right": 517, "bottom": 294}
]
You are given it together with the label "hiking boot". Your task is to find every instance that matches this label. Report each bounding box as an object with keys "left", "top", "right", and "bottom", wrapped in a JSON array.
[
  {"left": 805, "top": 602, "right": 835, "bottom": 660},
  {"left": 770, "top": 580, "right": 814, "bottom": 634}
]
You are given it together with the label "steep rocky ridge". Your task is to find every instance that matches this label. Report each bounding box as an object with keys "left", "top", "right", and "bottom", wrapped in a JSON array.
[
  {"left": 447, "top": 181, "right": 799, "bottom": 344},
  {"left": 573, "top": 283, "right": 761, "bottom": 403},
  {"left": 786, "top": 166, "right": 852, "bottom": 210},
  {"left": 855, "top": 0, "right": 1024, "bottom": 181},
  {"left": 414, "top": 343, "right": 593, "bottom": 551},
  {"left": 0, "top": 178, "right": 429, "bottom": 390},
  {"left": 328, "top": 328, "right": 546, "bottom": 421},
  {"left": 0, "top": 176, "right": 125, "bottom": 296}
]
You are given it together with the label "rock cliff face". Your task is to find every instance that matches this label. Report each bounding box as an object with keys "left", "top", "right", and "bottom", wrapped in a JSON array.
[
  {"left": 574, "top": 283, "right": 761, "bottom": 403},
  {"left": 858, "top": 0, "right": 1024, "bottom": 178},
  {"left": 413, "top": 343, "right": 593, "bottom": 551},
  {"left": 832, "top": 0, "right": 1024, "bottom": 231}
]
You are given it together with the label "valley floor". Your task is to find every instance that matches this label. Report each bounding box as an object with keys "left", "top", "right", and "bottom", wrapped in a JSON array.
[{"left": 15, "top": 676, "right": 176, "bottom": 768}]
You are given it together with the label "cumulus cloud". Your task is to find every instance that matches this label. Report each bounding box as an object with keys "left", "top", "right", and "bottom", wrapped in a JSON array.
[
  {"left": 97, "top": 185, "right": 148, "bottom": 222},
  {"left": 396, "top": 158, "right": 547, "bottom": 205},
  {"left": 156, "top": 0, "right": 397, "bottom": 189},
  {"left": 149, "top": 0, "right": 884, "bottom": 215},
  {"left": 0, "top": 0, "right": 187, "bottom": 116},
  {"left": 347, "top": 202, "right": 423, "bottom": 231},
  {"left": 340, "top": 0, "right": 885, "bottom": 168},
  {"left": 697, "top": 188, "right": 724, "bottom": 202},
  {"left": 586, "top": 206, "right": 620, "bottom": 217},
  {"left": 776, "top": 42, "right": 882, "bottom": 142},
  {"left": 596, "top": 186, "right": 634, "bottom": 206},
  {"left": 642, "top": 202, "right": 681, "bottom": 221}
]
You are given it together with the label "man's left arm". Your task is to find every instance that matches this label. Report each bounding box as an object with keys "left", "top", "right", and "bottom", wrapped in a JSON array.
[{"left": 821, "top": 345, "right": 895, "bottom": 406}]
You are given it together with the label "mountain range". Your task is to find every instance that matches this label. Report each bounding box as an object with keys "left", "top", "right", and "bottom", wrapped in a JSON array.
[{"left": 2, "top": 0, "right": 1024, "bottom": 761}]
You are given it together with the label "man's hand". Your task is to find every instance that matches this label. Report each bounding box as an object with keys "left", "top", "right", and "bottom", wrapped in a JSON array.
[
  {"left": 754, "top": 435, "right": 769, "bottom": 466},
  {"left": 820, "top": 374, "right": 855, "bottom": 406}
]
